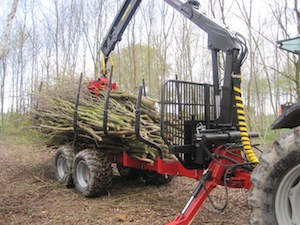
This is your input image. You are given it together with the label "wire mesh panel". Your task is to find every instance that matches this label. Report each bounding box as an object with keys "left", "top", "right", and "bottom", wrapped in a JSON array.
[{"left": 161, "top": 80, "right": 215, "bottom": 147}]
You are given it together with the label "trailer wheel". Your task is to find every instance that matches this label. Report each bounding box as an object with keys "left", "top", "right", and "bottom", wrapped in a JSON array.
[
  {"left": 73, "top": 149, "right": 113, "bottom": 197},
  {"left": 248, "top": 127, "right": 300, "bottom": 225},
  {"left": 142, "top": 170, "right": 173, "bottom": 185},
  {"left": 117, "top": 165, "right": 141, "bottom": 180},
  {"left": 54, "top": 146, "right": 75, "bottom": 187}
]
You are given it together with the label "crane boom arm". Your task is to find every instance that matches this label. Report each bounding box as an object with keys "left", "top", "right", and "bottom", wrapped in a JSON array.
[
  {"left": 164, "top": 0, "right": 240, "bottom": 53},
  {"left": 101, "top": 0, "right": 241, "bottom": 64},
  {"left": 100, "top": 0, "right": 247, "bottom": 126},
  {"left": 101, "top": 0, "right": 142, "bottom": 65}
]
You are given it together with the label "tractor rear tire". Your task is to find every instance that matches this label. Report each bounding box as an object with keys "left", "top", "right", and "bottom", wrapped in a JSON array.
[
  {"left": 73, "top": 149, "right": 113, "bottom": 197},
  {"left": 248, "top": 127, "right": 300, "bottom": 225},
  {"left": 54, "top": 146, "right": 75, "bottom": 187},
  {"left": 117, "top": 165, "right": 141, "bottom": 180},
  {"left": 142, "top": 170, "right": 173, "bottom": 185}
]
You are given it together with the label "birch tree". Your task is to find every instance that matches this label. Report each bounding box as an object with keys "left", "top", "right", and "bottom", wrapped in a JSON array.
[
  {"left": 0, "top": 0, "right": 19, "bottom": 132},
  {"left": 0, "top": 0, "right": 19, "bottom": 60}
]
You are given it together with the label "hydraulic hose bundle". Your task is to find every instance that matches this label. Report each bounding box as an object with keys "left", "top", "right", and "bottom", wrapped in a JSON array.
[
  {"left": 231, "top": 33, "right": 259, "bottom": 163},
  {"left": 234, "top": 84, "right": 259, "bottom": 163}
]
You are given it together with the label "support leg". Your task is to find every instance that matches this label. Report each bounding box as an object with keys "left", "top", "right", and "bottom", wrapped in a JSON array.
[{"left": 166, "top": 170, "right": 216, "bottom": 225}]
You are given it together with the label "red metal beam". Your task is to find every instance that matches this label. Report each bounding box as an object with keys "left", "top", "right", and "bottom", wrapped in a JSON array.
[{"left": 111, "top": 152, "right": 204, "bottom": 180}]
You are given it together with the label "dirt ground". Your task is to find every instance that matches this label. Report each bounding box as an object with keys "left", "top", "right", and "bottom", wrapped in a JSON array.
[{"left": 0, "top": 136, "right": 251, "bottom": 225}]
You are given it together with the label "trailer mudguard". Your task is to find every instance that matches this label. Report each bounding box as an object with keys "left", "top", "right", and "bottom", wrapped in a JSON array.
[{"left": 271, "top": 103, "right": 300, "bottom": 129}]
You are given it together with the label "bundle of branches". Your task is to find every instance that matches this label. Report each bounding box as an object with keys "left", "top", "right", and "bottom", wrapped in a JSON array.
[{"left": 34, "top": 79, "right": 173, "bottom": 163}]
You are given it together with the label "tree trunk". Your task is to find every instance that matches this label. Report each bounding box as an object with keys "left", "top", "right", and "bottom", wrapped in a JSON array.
[
  {"left": 0, "top": 0, "right": 18, "bottom": 120},
  {"left": 0, "top": 0, "right": 19, "bottom": 60},
  {"left": 0, "top": 60, "right": 6, "bottom": 133},
  {"left": 295, "top": 0, "right": 300, "bottom": 101}
]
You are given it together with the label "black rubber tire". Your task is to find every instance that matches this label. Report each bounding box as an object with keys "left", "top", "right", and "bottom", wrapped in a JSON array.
[
  {"left": 142, "top": 170, "right": 174, "bottom": 185},
  {"left": 73, "top": 149, "right": 113, "bottom": 197},
  {"left": 117, "top": 165, "right": 142, "bottom": 180},
  {"left": 54, "top": 145, "right": 75, "bottom": 187},
  {"left": 248, "top": 127, "right": 300, "bottom": 225}
]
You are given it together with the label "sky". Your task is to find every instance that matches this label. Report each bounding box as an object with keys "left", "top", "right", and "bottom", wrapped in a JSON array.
[
  {"left": 0, "top": 0, "right": 286, "bottom": 35},
  {"left": 0, "top": 0, "right": 297, "bottom": 113}
]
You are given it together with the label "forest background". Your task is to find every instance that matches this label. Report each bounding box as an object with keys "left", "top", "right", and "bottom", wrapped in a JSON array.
[{"left": 0, "top": 0, "right": 299, "bottom": 145}]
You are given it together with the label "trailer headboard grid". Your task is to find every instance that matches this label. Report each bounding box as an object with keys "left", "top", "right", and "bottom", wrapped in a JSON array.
[{"left": 160, "top": 80, "right": 215, "bottom": 147}]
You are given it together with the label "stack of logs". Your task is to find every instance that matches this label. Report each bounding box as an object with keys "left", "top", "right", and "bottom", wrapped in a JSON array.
[{"left": 34, "top": 80, "right": 173, "bottom": 163}]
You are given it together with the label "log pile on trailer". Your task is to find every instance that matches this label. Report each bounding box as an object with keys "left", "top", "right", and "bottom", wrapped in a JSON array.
[{"left": 34, "top": 80, "right": 172, "bottom": 163}]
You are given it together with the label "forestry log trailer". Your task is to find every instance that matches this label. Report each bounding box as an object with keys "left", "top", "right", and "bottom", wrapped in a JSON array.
[{"left": 54, "top": 1, "right": 300, "bottom": 224}]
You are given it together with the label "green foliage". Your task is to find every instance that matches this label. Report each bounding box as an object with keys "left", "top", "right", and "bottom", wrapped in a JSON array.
[
  {"left": 245, "top": 110, "right": 289, "bottom": 146},
  {"left": 263, "top": 129, "right": 288, "bottom": 145},
  {"left": 0, "top": 113, "right": 44, "bottom": 144}
]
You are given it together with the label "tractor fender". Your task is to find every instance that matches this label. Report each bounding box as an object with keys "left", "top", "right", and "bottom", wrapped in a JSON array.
[{"left": 271, "top": 103, "right": 300, "bottom": 129}]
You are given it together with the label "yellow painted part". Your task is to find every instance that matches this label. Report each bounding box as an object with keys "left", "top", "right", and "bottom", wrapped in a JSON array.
[
  {"left": 101, "top": 52, "right": 106, "bottom": 75},
  {"left": 241, "top": 138, "right": 250, "bottom": 143},
  {"left": 241, "top": 136, "right": 250, "bottom": 141},
  {"left": 109, "top": 56, "right": 114, "bottom": 66},
  {"left": 121, "top": 4, "right": 132, "bottom": 21},
  {"left": 238, "top": 115, "right": 246, "bottom": 121},
  {"left": 235, "top": 96, "right": 243, "bottom": 102},
  {"left": 238, "top": 121, "right": 247, "bottom": 127},
  {"left": 245, "top": 151, "right": 255, "bottom": 155},
  {"left": 234, "top": 82, "right": 259, "bottom": 163},
  {"left": 234, "top": 86, "right": 242, "bottom": 94},
  {"left": 101, "top": 54, "right": 114, "bottom": 76},
  {"left": 236, "top": 103, "right": 244, "bottom": 109},
  {"left": 243, "top": 144, "right": 252, "bottom": 149},
  {"left": 239, "top": 127, "right": 247, "bottom": 132},
  {"left": 242, "top": 141, "right": 251, "bottom": 146},
  {"left": 245, "top": 149, "right": 253, "bottom": 153},
  {"left": 240, "top": 132, "right": 249, "bottom": 137},
  {"left": 244, "top": 152, "right": 259, "bottom": 162},
  {"left": 237, "top": 110, "right": 245, "bottom": 115}
]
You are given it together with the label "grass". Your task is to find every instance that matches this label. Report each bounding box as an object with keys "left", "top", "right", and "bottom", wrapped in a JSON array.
[
  {"left": 253, "top": 127, "right": 289, "bottom": 147},
  {"left": 0, "top": 113, "right": 45, "bottom": 145}
]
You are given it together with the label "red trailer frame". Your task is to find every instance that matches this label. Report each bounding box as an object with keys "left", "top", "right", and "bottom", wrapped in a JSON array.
[{"left": 110, "top": 145, "right": 252, "bottom": 225}]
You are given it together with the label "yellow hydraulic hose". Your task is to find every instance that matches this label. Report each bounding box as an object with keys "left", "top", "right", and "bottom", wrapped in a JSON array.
[
  {"left": 101, "top": 52, "right": 114, "bottom": 76},
  {"left": 101, "top": 52, "right": 106, "bottom": 75},
  {"left": 109, "top": 55, "right": 114, "bottom": 66},
  {"left": 233, "top": 85, "right": 259, "bottom": 163}
]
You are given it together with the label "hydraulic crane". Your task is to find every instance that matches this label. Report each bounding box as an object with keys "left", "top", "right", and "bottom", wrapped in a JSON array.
[{"left": 99, "top": 0, "right": 258, "bottom": 165}]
